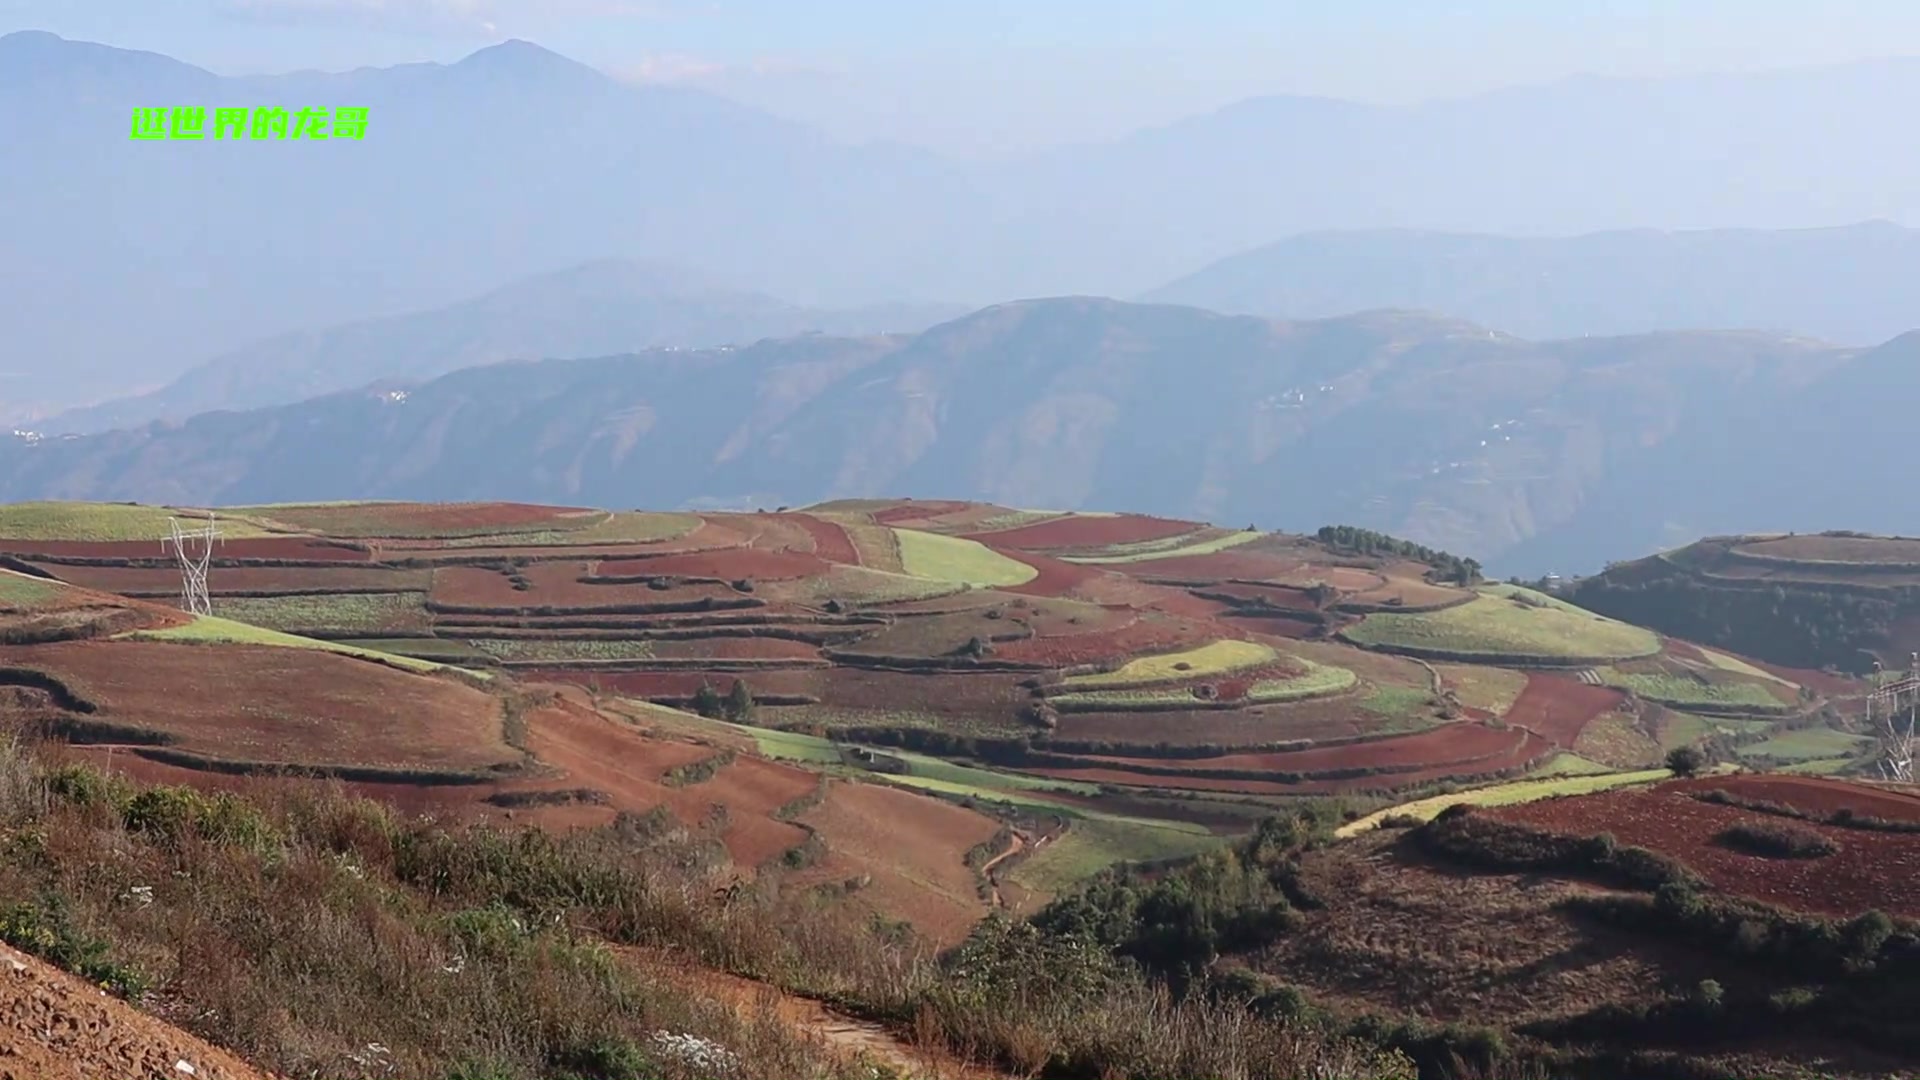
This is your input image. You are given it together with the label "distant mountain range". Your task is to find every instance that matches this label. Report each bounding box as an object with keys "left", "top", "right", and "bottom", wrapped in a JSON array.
[
  {"left": 1143, "top": 223, "right": 1920, "bottom": 345},
  {"left": 10, "top": 298, "right": 1919, "bottom": 576},
  {"left": 12, "top": 29, "right": 1920, "bottom": 418},
  {"left": 45, "top": 260, "right": 966, "bottom": 434}
]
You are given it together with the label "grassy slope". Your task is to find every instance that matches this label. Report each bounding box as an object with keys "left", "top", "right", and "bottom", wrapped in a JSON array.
[
  {"left": 0, "top": 502, "right": 283, "bottom": 541},
  {"left": 1062, "top": 530, "right": 1262, "bottom": 565},
  {"left": 1344, "top": 585, "right": 1661, "bottom": 661},
  {"left": 122, "top": 615, "right": 451, "bottom": 674},
  {"left": 892, "top": 528, "right": 1039, "bottom": 587},
  {"left": 1334, "top": 767, "right": 1676, "bottom": 837},
  {"left": 1064, "top": 640, "right": 1276, "bottom": 689}
]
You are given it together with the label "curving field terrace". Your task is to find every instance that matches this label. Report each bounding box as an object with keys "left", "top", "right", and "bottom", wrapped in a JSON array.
[
  {"left": 1341, "top": 585, "right": 1661, "bottom": 664},
  {"left": 960, "top": 512, "right": 1197, "bottom": 550}
]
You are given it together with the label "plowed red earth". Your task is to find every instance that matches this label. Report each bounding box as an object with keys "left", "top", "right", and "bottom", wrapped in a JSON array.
[
  {"left": 1219, "top": 612, "right": 1320, "bottom": 639},
  {"left": 1196, "top": 581, "right": 1323, "bottom": 610},
  {"left": 1076, "top": 721, "right": 1535, "bottom": 775},
  {"left": 1114, "top": 550, "right": 1308, "bottom": 582},
  {"left": 522, "top": 670, "right": 819, "bottom": 699},
  {"left": 1026, "top": 731, "right": 1550, "bottom": 797},
  {"left": 778, "top": 514, "right": 860, "bottom": 565},
  {"left": 0, "top": 941, "right": 275, "bottom": 1080},
  {"left": 1001, "top": 553, "right": 1101, "bottom": 598},
  {"left": 646, "top": 637, "right": 824, "bottom": 660},
  {"left": 2, "top": 538, "right": 370, "bottom": 561},
  {"left": 33, "top": 562, "right": 422, "bottom": 595},
  {"left": 990, "top": 612, "right": 1221, "bottom": 666},
  {"left": 1, "top": 640, "right": 511, "bottom": 771},
  {"left": 962, "top": 514, "right": 1197, "bottom": 550},
  {"left": 1662, "top": 774, "right": 1920, "bottom": 823},
  {"left": 595, "top": 550, "right": 830, "bottom": 580},
  {"left": 792, "top": 780, "right": 1002, "bottom": 947},
  {"left": 1504, "top": 674, "right": 1625, "bottom": 745},
  {"left": 1488, "top": 785, "right": 1920, "bottom": 919},
  {"left": 430, "top": 563, "right": 749, "bottom": 609},
  {"left": 871, "top": 501, "right": 973, "bottom": 525},
  {"left": 263, "top": 502, "right": 597, "bottom": 532}
]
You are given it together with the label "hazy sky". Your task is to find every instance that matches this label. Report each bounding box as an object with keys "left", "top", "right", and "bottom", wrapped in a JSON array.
[{"left": 6, "top": 0, "right": 1920, "bottom": 154}]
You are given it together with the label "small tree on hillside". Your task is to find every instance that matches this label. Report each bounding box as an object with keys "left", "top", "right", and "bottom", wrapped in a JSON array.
[
  {"left": 691, "top": 681, "right": 724, "bottom": 719},
  {"left": 1666, "top": 744, "right": 1707, "bottom": 777},
  {"left": 725, "top": 678, "right": 754, "bottom": 722}
]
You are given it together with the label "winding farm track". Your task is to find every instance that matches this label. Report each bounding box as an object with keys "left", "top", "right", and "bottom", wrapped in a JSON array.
[{"left": 622, "top": 947, "right": 1004, "bottom": 1080}]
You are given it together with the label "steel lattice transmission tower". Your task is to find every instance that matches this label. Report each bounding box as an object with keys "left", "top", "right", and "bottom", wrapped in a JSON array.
[
  {"left": 163, "top": 511, "right": 223, "bottom": 617},
  {"left": 1866, "top": 653, "right": 1919, "bottom": 784}
]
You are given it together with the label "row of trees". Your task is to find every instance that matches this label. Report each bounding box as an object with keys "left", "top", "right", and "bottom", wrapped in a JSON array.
[
  {"left": 690, "top": 678, "right": 754, "bottom": 722},
  {"left": 1314, "top": 525, "right": 1482, "bottom": 585}
]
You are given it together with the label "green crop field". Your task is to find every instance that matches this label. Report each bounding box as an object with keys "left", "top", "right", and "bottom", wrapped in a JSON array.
[
  {"left": 468, "top": 638, "right": 658, "bottom": 663},
  {"left": 441, "top": 511, "right": 703, "bottom": 547},
  {"left": 1524, "top": 752, "right": 1617, "bottom": 778},
  {"left": 0, "top": 502, "right": 282, "bottom": 542},
  {"left": 1049, "top": 687, "right": 1206, "bottom": 710},
  {"left": 1597, "top": 671, "right": 1793, "bottom": 713},
  {"left": 866, "top": 749, "right": 1101, "bottom": 794},
  {"left": 1354, "top": 683, "right": 1429, "bottom": 717},
  {"left": 0, "top": 572, "right": 66, "bottom": 607},
  {"left": 1065, "top": 640, "right": 1276, "bottom": 689},
  {"left": 213, "top": 592, "right": 432, "bottom": 634},
  {"left": 1736, "top": 727, "right": 1873, "bottom": 762},
  {"left": 1336, "top": 766, "right": 1674, "bottom": 837},
  {"left": 1434, "top": 663, "right": 1530, "bottom": 714},
  {"left": 1655, "top": 711, "right": 1774, "bottom": 751},
  {"left": 893, "top": 528, "right": 1039, "bottom": 587},
  {"left": 1694, "top": 646, "right": 1798, "bottom": 689},
  {"left": 1062, "top": 530, "right": 1262, "bottom": 565},
  {"left": 1342, "top": 585, "right": 1660, "bottom": 662},
  {"left": 122, "top": 615, "right": 448, "bottom": 673},
  {"left": 1010, "top": 816, "right": 1224, "bottom": 894},
  {"left": 786, "top": 565, "right": 971, "bottom": 606},
  {"left": 341, "top": 637, "right": 494, "bottom": 662},
  {"left": 746, "top": 727, "right": 847, "bottom": 764}
]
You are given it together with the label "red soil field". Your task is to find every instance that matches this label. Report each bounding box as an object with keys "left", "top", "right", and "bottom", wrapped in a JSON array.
[
  {"left": 595, "top": 549, "right": 830, "bottom": 581},
  {"left": 1219, "top": 612, "right": 1320, "bottom": 640},
  {"left": 991, "top": 610, "right": 1224, "bottom": 667},
  {"left": 1025, "top": 730, "right": 1551, "bottom": 797},
  {"left": 1197, "top": 581, "right": 1324, "bottom": 611},
  {"left": 520, "top": 669, "right": 820, "bottom": 699},
  {"left": 793, "top": 779, "right": 1001, "bottom": 946},
  {"left": 963, "top": 513, "right": 1198, "bottom": 550},
  {"left": 1001, "top": 552, "right": 1102, "bottom": 598},
  {"left": 1076, "top": 721, "right": 1534, "bottom": 775},
  {"left": 4, "top": 537, "right": 372, "bottom": 561},
  {"left": 38, "top": 562, "right": 427, "bottom": 595},
  {"left": 3, "top": 639, "right": 511, "bottom": 771},
  {"left": 1121, "top": 550, "right": 1310, "bottom": 582},
  {"left": 1489, "top": 786, "right": 1920, "bottom": 919},
  {"left": 645, "top": 637, "right": 825, "bottom": 661},
  {"left": 1504, "top": 674, "right": 1626, "bottom": 746},
  {"left": 262, "top": 502, "right": 600, "bottom": 533},
  {"left": 871, "top": 501, "right": 973, "bottom": 525},
  {"left": 1662, "top": 774, "right": 1920, "bottom": 823},
  {"left": 777, "top": 513, "right": 860, "bottom": 565},
  {"left": 1052, "top": 699, "right": 1379, "bottom": 748},
  {"left": 817, "top": 668, "right": 1028, "bottom": 714},
  {"left": 429, "top": 562, "right": 751, "bottom": 610}
]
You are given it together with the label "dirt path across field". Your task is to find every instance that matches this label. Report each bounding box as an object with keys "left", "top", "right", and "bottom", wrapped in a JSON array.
[
  {"left": 979, "top": 830, "right": 1028, "bottom": 908},
  {"left": 0, "top": 942, "right": 277, "bottom": 1080},
  {"left": 622, "top": 947, "right": 1004, "bottom": 1080}
]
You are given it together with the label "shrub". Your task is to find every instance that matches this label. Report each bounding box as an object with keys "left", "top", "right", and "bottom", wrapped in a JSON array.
[
  {"left": 1665, "top": 745, "right": 1707, "bottom": 777},
  {"left": 1715, "top": 822, "right": 1839, "bottom": 859}
]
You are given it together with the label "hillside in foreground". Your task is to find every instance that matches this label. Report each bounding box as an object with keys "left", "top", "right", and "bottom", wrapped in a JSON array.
[{"left": 0, "top": 499, "right": 1913, "bottom": 1078}]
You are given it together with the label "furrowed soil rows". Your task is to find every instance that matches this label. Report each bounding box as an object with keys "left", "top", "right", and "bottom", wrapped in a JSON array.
[
  {"left": 645, "top": 637, "right": 825, "bottom": 661},
  {"left": 1114, "top": 549, "right": 1309, "bottom": 582},
  {"left": 871, "top": 501, "right": 974, "bottom": 525},
  {"left": 1, "top": 639, "right": 511, "bottom": 771},
  {"left": 1489, "top": 785, "right": 1920, "bottom": 918},
  {"left": 794, "top": 779, "right": 1002, "bottom": 946},
  {"left": 964, "top": 513, "right": 1197, "bottom": 550},
  {"left": 780, "top": 514, "right": 861, "bottom": 565},
  {"left": 4, "top": 537, "right": 371, "bottom": 561},
  {"left": 595, "top": 549, "right": 830, "bottom": 580},
  {"left": 1505, "top": 674, "right": 1628, "bottom": 745},
  {"left": 1051, "top": 699, "right": 1381, "bottom": 747},
  {"left": 1077, "top": 721, "right": 1534, "bottom": 775},
  {"left": 525, "top": 669, "right": 820, "bottom": 699},
  {"left": 430, "top": 563, "right": 752, "bottom": 609},
  {"left": 1663, "top": 774, "right": 1920, "bottom": 822},
  {"left": 36, "top": 562, "right": 428, "bottom": 595}
]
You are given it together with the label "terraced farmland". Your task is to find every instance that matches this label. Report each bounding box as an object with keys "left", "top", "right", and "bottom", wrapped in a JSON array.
[{"left": 0, "top": 499, "right": 1875, "bottom": 914}]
